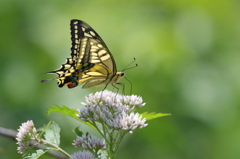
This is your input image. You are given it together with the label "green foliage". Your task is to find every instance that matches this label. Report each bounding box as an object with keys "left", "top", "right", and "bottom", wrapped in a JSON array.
[
  {"left": 44, "top": 122, "right": 60, "bottom": 146},
  {"left": 47, "top": 105, "right": 96, "bottom": 129},
  {"left": 141, "top": 112, "right": 171, "bottom": 121},
  {"left": 23, "top": 148, "right": 55, "bottom": 159},
  {"left": 74, "top": 127, "right": 84, "bottom": 137},
  {"left": 47, "top": 105, "right": 79, "bottom": 121}
]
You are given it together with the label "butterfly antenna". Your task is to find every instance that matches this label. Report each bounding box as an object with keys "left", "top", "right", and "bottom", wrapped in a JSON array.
[
  {"left": 124, "top": 76, "right": 133, "bottom": 94},
  {"left": 122, "top": 58, "right": 138, "bottom": 72}
]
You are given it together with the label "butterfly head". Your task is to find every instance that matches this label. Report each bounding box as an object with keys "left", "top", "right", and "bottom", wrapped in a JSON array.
[
  {"left": 110, "top": 71, "right": 124, "bottom": 85},
  {"left": 116, "top": 71, "right": 125, "bottom": 79},
  {"left": 118, "top": 71, "right": 125, "bottom": 76}
]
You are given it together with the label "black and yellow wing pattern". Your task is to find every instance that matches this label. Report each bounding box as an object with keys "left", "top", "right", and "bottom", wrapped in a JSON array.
[{"left": 42, "top": 19, "right": 124, "bottom": 89}]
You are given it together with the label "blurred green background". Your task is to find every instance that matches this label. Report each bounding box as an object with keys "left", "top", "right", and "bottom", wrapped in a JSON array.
[{"left": 0, "top": 0, "right": 240, "bottom": 158}]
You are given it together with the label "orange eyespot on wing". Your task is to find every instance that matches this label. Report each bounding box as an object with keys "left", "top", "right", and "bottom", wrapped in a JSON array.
[{"left": 66, "top": 82, "right": 75, "bottom": 88}]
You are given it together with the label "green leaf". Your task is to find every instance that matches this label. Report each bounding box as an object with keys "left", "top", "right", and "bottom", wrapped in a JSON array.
[
  {"left": 74, "top": 126, "right": 83, "bottom": 136},
  {"left": 141, "top": 112, "right": 171, "bottom": 121},
  {"left": 47, "top": 105, "right": 96, "bottom": 130},
  {"left": 44, "top": 121, "right": 60, "bottom": 146},
  {"left": 47, "top": 105, "right": 79, "bottom": 120},
  {"left": 38, "top": 121, "right": 52, "bottom": 137},
  {"left": 23, "top": 148, "right": 54, "bottom": 159}
]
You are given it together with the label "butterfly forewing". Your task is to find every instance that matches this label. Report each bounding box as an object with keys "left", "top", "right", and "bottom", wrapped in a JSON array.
[{"left": 42, "top": 19, "right": 124, "bottom": 89}]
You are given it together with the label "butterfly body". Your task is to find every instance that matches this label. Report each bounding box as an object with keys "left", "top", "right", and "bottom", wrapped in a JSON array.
[{"left": 42, "top": 19, "right": 124, "bottom": 89}]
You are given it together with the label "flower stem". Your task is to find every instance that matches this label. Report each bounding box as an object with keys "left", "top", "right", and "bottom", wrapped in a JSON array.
[{"left": 42, "top": 139, "right": 71, "bottom": 158}]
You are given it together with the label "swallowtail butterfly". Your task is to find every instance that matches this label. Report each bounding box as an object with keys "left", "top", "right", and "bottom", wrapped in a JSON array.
[{"left": 42, "top": 19, "right": 125, "bottom": 89}]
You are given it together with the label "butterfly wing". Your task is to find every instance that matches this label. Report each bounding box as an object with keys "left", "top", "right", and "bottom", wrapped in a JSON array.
[
  {"left": 71, "top": 20, "right": 117, "bottom": 72},
  {"left": 42, "top": 19, "right": 123, "bottom": 89}
]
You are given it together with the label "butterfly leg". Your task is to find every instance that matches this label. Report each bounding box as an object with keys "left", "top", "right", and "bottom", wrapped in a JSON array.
[
  {"left": 111, "top": 83, "right": 119, "bottom": 93},
  {"left": 94, "top": 86, "right": 99, "bottom": 93},
  {"left": 116, "top": 82, "right": 125, "bottom": 95},
  {"left": 123, "top": 76, "right": 132, "bottom": 94},
  {"left": 112, "top": 83, "right": 126, "bottom": 103},
  {"left": 98, "top": 83, "right": 110, "bottom": 102}
]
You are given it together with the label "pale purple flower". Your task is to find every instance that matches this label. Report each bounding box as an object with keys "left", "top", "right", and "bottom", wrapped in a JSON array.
[
  {"left": 122, "top": 95, "right": 146, "bottom": 109},
  {"left": 84, "top": 90, "right": 145, "bottom": 108},
  {"left": 77, "top": 90, "right": 148, "bottom": 133},
  {"left": 16, "top": 120, "right": 38, "bottom": 154},
  {"left": 73, "top": 134, "right": 105, "bottom": 150},
  {"left": 108, "top": 112, "right": 148, "bottom": 132},
  {"left": 71, "top": 150, "right": 96, "bottom": 159}
]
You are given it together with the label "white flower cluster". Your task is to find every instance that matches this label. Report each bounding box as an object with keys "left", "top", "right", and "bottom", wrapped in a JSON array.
[
  {"left": 16, "top": 120, "right": 38, "bottom": 154},
  {"left": 77, "top": 90, "right": 148, "bottom": 132},
  {"left": 84, "top": 90, "right": 145, "bottom": 109},
  {"left": 73, "top": 134, "right": 106, "bottom": 150}
]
